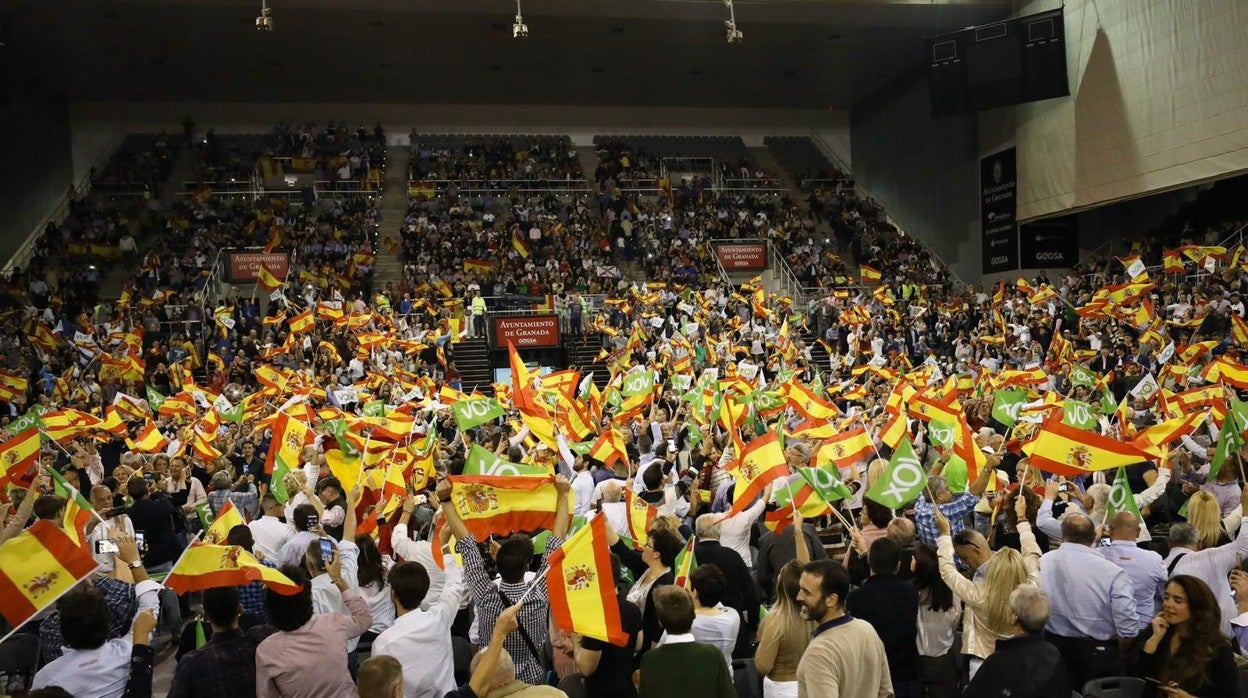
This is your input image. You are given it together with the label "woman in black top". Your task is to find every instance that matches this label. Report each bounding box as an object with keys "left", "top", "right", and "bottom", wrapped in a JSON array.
[{"left": 1129, "top": 574, "right": 1240, "bottom": 697}]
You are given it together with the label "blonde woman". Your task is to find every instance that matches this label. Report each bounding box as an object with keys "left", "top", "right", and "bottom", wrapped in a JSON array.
[
  {"left": 934, "top": 495, "right": 1040, "bottom": 679},
  {"left": 754, "top": 512, "right": 815, "bottom": 698},
  {"left": 1186, "top": 491, "right": 1231, "bottom": 549}
]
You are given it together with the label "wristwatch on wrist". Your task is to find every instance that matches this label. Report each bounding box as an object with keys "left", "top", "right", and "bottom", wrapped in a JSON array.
[{"left": 129, "top": 558, "right": 144, "bottom": 569}]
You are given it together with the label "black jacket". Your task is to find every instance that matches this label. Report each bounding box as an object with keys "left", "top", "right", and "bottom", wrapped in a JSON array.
[
  {"left": 846, "top": 574, "right": 920, "bottom": 683},
  {"left": 694, "top": 540, "right": 763, "bottom": 629},
  {"left": 965, "top": 633, "right": 1072, "bottom": 698}
]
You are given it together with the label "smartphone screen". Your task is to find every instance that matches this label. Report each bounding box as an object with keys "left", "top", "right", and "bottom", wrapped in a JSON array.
[
  {"left": 308, "top": 514, "right": 319, "bottom": 529},
  {"left": 95, "top": 539, "right": 119, "bottom": 555},
  {"left": 241, "top": 463, "right": 250, "bottom": 475},
  {"left": 134, "top": 532, "right": 146, "bottom": 549},
  {"left": 319, "top": 537, "right": 334, "bottom": 562}
]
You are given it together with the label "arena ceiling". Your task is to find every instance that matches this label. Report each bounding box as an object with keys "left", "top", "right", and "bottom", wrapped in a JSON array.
[{"left": 6, "top": 0, "right": 1011, "bottom": 109}]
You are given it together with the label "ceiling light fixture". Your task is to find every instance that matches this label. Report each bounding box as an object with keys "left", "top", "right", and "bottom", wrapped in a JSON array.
[
  {"left": 724, "top": 0, "right": 742, "bottom": 43},
  {"left": 256, "top": 0, "right": 273, "bottom": 31},
  {"left": 512, "top": 0, "right": 528, "bottom": 38}
]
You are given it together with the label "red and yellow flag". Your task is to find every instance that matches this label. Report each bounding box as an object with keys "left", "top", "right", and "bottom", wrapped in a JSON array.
[
  {"left": 859, "top": 264, "right": 882, "bottom": 283},
  {"left": 0, "top": 428, "right": 41, "bottom": 485},
  {"left": 726, "top": 432, "right": 788, "bottom": 516},
  {"left": 546, "top": 514, "right": 629, "bottom": 646},
  {"left": 623, "top": 489, "right": 657, "bottom": 550},
  {"left": 512, "top": 230, "right": 531, "bottom": 258},
  {"left": 288, "top": 309, "right": 315, "bottom": 335},
  {"left": 256, "top": 265, "right": 284, "bottom": 293},
  {"left": 0, "top": 520, "right": 99, "bottom": 630},
  {"left": 587, "top": 427, "right": 629, "bottom": 469},
  {"left": 812, "top": 427, "right": 874, "bottom": 468},
  {"left": 1022, "top": 417, "right": 1149, "bottom": 476},
  {"left": 785, "top": 381, "right": 838, "bottom": 421},
  {"left": 1131, "top": 413, "right": 1207, "bottom": 454},
  {"left": 203, "top": 499, "right": 246, "bottom": 545},
  {"left": 126, "top": 423, "right": 170, "bottom": 454},
  {"left": 164, "top": 543, "right": 302, "bottom": 596},
  {"left": 446, "top": 474, "right": 570, "bottom": 539},
  {"left": 464, "top": 258, "right": 494, "bottom": 274}
]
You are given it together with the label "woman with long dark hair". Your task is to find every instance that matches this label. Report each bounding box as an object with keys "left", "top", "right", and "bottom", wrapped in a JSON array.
[
  {"left": 912, "top": 544, "right": 961, "bottom": 698},
  {"left": 354, "top": 533, "right": 395, "bottom": 657},
  {"left": 1129, "top": 575, "right": 1239, "bottom": 697}
]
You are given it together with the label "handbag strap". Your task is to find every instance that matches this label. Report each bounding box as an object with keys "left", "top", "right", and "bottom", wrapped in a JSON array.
[{"left": 496, "top": 587, "right": 542, "bottom": 664}]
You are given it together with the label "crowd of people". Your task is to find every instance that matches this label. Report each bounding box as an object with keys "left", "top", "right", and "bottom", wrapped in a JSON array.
[
  {"left": 7, "top": 128, "right": 1248, "bottom": 698},
  {"left": 408, "top": 135, "right": 584, "bottom": 188}
]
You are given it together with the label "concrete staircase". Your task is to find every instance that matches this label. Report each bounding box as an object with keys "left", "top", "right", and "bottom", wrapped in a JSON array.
[
  {"left": 97, "top": 146, "right": 200, "bottom": 301},
  {"left": 565, "top": 334, "right": 610, "bottom": 389},
  {"left": 373, "top": 145, "right": 411, "bottom": 288},
  {"left": 574, "top": 146, "right": 602, "bottom": 199},
  {"left": 450, "top": 336, "right": 494, "bottom": 393}
]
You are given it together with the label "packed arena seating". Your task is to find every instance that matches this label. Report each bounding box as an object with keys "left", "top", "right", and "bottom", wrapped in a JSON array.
[
  {"left": 13, "top": 123, "right": 1248, "bottom": 698},
  {"left": 192, "top": 132, "right": 270, "bottom": 185},
  {"left": 407, "top": 134, "right": 583, "bottom": 190}
]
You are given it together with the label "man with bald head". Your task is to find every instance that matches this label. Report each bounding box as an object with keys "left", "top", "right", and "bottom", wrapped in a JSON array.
[
  {"left": 596, "top": 480, "right": 631, "bottom": 539},
  {"left": 1039, "top": 512, "right": 1138, "bottom": 690},
  {"left": 950, "top": 527, "right": 992, "bottom": 582},
  {"left": 1098, "top": 511, "right": 1165, "bottom": 637}
]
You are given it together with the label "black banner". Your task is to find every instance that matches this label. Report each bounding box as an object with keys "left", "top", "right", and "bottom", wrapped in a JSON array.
[
  {"left": 981, "top": 148, "right": 1018, "bottom": 274},
  {"left": 1019, "top": 214, "right": 1079, "bottom": 268}
]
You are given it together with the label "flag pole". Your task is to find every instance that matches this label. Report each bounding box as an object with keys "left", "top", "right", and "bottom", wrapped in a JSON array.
[
  {"left": 38, "top": 432, "right": 108, "bottom": 526},
  {"left": 515, "top": 559, "right": 550, "bottom": 605},
  {"left": 159, "top": 530, "right": 204, "bottom": 589}
]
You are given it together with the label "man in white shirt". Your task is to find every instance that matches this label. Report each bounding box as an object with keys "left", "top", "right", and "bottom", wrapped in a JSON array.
[
  {"left": 371, "top": 559, "right": 466, "bottom": 698},
  {"left": 86, "top": 485, "right": 135, "bottom": 573},
  {"left": 248, "top": 494, "right": 294, "bottom": 561},
  {"left": 571, "top": 461, "right": 595, "bottom": 517},
  {"left": 32, "top": 582, "right": 157, "bottom": 698},
  {"left": 391, "top": 496, "right": 449, "bottom": 611}
]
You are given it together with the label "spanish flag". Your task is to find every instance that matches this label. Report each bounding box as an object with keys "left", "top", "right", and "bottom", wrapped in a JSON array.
[
  {"left": 288, "top": 309, "right": 315, "bottom": 335},
  {"left": 1132, "top": 412, "right": 1207, "bottom": 455},
  {"left": 0, "top": 520, "right": 99, "bottom": 630},
  {"left": 859, "top": 264, "right": 882, "bottom": 283},
  {"left": 1233, "top": 314, "right": 1248, "bottom": 346},
  {"left": 50, "top": 468, "right": 94, "bottom": 548},
  {"left": 512, "top": 230, "right": 531, "bottom": 258},
  {"left": 256, "top": 265, "right": 284, "bottom": 293},
  {"left": 726, "top": 432, "right": 788, "bottom": 517},
  {"left": 203, "top": 499, "right": 246, "bottom": 545},
  {"left": 0, "top": 428, "right": 42, "bottom": 485},
  {"left": 126, "top": 423, "right": 170, "bottom": 454},
  {"left": 1163, "top": 249, "right": 1185, "bottom": 275},
  {"left": 877, "top": 408, "right": 909, "bottom": 450},
  {"left": 546, "top": 515, "right": 629, "bottom": 646},
  {"left": 164, "top": 543, "right": 302, "bottom": 596},
  {"left": 432, "top": 278, "right": 453, "bottom": 298},
  {"left": 673, "top": 536, "right": 697, "bottom": 590},
  {"left": 464, "top": 258, "right": 494, "bottom": 274},
  {"left": 785, "top": 381, "right": 838, "bottom": 421},
  {"left": 812, "top": 427, "right": 874, "bottom": 467},
  {"left": 624, "top": 489, "right": 657, "bottom": 550},
  {"left": 1214, "top": 356, "right": 1248, "bottom": 390},
  {"left": 446, "top": 474, "right": 570, "bottom": 539},
  {"left": 587, "top": 426, "right": 629, "bottom": 469},
  {"left": 1022, "top": 416, "right": 1149, "bottom": 476}
]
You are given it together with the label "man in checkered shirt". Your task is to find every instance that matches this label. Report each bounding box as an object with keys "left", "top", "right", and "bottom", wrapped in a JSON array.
[{"left": 442, "top": 475, "right": 573, "bottom": 685}]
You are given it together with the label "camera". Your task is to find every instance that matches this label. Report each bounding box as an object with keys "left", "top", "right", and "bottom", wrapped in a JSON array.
[{"left": 513, "top": 17, "right": 528, "bottom": 38}]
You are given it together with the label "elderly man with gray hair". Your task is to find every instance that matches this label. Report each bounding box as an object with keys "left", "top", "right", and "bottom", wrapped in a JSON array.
[
  {"left": 963, "top": 586, "right": 1072, "bottom": 697},
  {"left": 912, "top": 458, "right": 994, "bottom": 547}
]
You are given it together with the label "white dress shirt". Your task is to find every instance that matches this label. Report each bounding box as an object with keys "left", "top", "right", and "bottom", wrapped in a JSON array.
[
  {"left": 87, "top": 515, "right": 135, "bottom": 573},
  {"left": 720, "top": 495, "right": 767, "bottom": 569},
  {"left": 249, "top": 515, "right": 294, "bottom": 561},
  {"left": 311, "top": 539, "right": 361, "bottom": 652},
  {"left": 390, "top": 524, "right": 455, "bottom": 611},
  {"left": 32, "top": 638, "right": 132, "bottom": 698},
  {"left": 571, "top": 470, "right": 595, "bottom": 517},
  {"left": 372, "top": 564, "right": 466, "bottom": 698},
  {"left": 1166, "top": 516, "right": 1248, "bottom": 632}
]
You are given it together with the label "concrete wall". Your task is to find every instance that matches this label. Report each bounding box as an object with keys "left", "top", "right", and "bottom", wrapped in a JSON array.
[
  {"left": 851, "top": 75, "right": 982, "bottom": 283},
  {"left": 0, "top": 84, "right": 72, "bottom": 264}
]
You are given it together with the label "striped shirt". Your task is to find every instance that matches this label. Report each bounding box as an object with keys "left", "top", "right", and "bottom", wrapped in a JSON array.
[{"left": 456, "top": 533, "right": 563, "bottom": 684}]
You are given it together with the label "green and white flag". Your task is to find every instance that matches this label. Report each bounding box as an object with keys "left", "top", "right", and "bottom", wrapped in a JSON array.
[
  {"left": 146, "top": 387, "right": 167, "bottom": 414},
  {"left": 865, "top": 438, "right": 927, "bottom": 509},
  {"left": 5, "top": 405, "right": 47, "bottom": 436},
  {"left": 463, "top": 444, "right": 547, "bottom": 476},
  {"left": 1209, "top": 408, "right": 1245, "bottom": 483},
  {"left": 928, "top": 420, "right": 956, "bottom": 450},
  {"left": 362, "top": 400, "right": 386, "bottom": 418},
  {"left": 451, "top": 398, "right": 505, "bottom": 430},
  {"left": 1069, "top": 365, "right": 1099, "bottom": 389},
  {"left": 195, "top": 501, "right": 215, "bottom": 530},
  {"left": 1061, "top": 400, "right": 1098, "bottom": 431},
  {"left": 798, "top": 466, "right": 854, "bottom": 503},
  {"left": 1105, "top": 465, "right": 1142, "bottom": 522},
  {"left": 621, "top": 370, "right": 655, "bottom": 397},
  {"left": 991, "top": 389, "right": 1027, "bottom": 427}
]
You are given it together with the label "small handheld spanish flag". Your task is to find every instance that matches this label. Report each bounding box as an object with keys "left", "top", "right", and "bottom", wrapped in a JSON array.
[{"left": 859, "top": 264, "right": 882, "bottom": 283}]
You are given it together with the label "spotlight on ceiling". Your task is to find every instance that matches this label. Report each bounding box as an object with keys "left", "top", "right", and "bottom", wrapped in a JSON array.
[
  {"left": 512, "top": 0, "right": 528, "bottom": 38},
  {"left": 723, "top": 0, "right": 742, "bottom": 43},
  {"left": 256, "top": 0, "right": 273, "bottom": 31}
]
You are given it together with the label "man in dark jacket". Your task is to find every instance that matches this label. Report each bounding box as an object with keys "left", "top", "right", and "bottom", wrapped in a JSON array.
[
  {"left": 965, "top": 585, "right": 1071, "bottom": 698},
  {"left": 846, "top": 538, "right": 920, "bottom": 696}
]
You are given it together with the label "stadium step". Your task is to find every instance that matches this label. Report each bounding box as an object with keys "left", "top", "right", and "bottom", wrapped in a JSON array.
[
  {"left": 450, "top": 337, "right": 494, "bottom": 393},
  {"left": 565, "top": 334, "right": 610, "bottom": 388},
  {"left": 574, "top": 146, "right": 602, "bottom": 202},
  {"left": 375, "top": 145, "right": 411, "bottom": 287}
]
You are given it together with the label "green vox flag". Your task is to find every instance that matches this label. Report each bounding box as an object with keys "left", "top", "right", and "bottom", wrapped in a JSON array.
[
  {"left": 991, "top": 389, "right": 1027, "bottom": 427},
  {"left": 451, "top": 398, "right": 505, "bottom": 430},
  {"left": 1105, "top": 465, "right": 1142, "bottom": 522},
  {"left": 463, "top": 443, "right": 547, "bottom": 476},
  {"left": 865, "top": 437, "right": 927, "bottom": 509},
  {"left": 1061, "top": 400, "right": 1097, "bottom": 431},
  {"left": 146, "top": 387, "right": 167, "bottom": 414}
]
